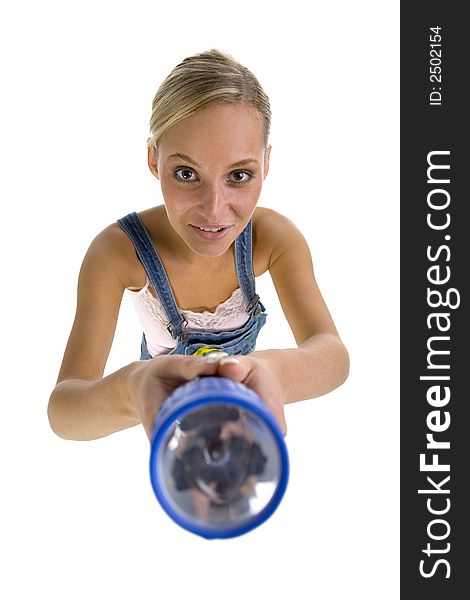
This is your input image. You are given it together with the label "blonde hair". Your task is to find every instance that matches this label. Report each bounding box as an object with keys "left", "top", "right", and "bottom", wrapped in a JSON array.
[{"left": 148, "top": 49, "right": 271, "bottom": 151}]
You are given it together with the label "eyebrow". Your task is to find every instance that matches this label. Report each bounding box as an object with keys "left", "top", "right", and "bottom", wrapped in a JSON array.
[{"left": 167, "top": 152, "right": 259, "bottom": 169}]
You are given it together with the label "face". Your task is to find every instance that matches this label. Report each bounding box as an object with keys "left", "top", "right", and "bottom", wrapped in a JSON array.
[{"left": 148, "top": 102, "right": 271, "bottom": 263}]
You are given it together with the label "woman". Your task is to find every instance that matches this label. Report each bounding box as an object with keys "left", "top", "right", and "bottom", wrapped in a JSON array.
[{"left": 47, "top": 49, "right": 349, "bottom": 441}]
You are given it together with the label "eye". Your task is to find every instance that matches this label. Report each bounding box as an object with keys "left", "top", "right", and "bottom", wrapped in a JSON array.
[
  {"left": 172, "top": 168, "right": 253, "bottom": 184},
  {"left": 173, "top": 168, "right": 198, "bottom": 183},
  {"left": 229, "top": 170, "right": 253, "bottom": 184}
]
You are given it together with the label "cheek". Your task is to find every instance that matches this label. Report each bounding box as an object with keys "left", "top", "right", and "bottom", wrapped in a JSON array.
[
  {"left": 160, "top": 179, "right": 192, "bottom": 207},
  {"left": 239, "top": 181, "right": 262, "bottom": 205},
  {"left": 160, "top": 177, "right": 177, "bottom": 197}
]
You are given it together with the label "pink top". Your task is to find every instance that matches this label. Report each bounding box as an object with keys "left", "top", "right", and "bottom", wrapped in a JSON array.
[{"left": 125, "top": 277, "right": 251, "bottom": 356}]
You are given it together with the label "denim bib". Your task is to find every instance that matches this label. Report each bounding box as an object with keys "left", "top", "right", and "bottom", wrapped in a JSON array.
[{"left": 117, "top": 212, "right": 267, "bottom": 359}]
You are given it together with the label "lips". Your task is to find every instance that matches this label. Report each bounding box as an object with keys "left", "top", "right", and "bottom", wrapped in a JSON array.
[
  {"left": 191, "top": 224, "right": 232, "bottom": 230},
  {"left": 189, "top": 224, "right": 233, "bottom": 240}
]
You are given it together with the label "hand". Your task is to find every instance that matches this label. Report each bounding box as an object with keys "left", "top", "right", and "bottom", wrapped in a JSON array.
[
  {"left": 213, "top": 353, "right": 287, "bottom": 436},
  {"left": 127, "top": 352, "right": 287, "bottom": 441},
  {"left": 127, "top": 355, "right": 229, "bottom": 439}
]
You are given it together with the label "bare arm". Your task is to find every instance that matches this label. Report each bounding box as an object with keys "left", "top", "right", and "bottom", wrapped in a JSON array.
[
  {"left": 47, "top": 224, "right": 142, "bottom": 440},
  {"left": 48, "top": 366, "right": 141, "bottom": 440},
  {"left": 250, "top": 209, "right": 349, "bottom": 404},
  {"left": 252, "top": 333, "right": 349, "bottom": 405}
]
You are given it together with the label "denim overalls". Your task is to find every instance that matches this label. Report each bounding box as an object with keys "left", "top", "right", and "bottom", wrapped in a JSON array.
[{"left": 117, "top": 212, "right": 268, "bottom": 359}]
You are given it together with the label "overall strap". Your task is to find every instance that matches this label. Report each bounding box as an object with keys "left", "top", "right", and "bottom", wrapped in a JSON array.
[
  {"left": 116, "top": 212, "right": 187, "bottom": 338},
  {"left": 234, "top": 218, "right": 265, "bottom": 314}
]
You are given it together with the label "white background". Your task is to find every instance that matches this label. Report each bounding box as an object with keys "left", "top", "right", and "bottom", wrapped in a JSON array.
[{"left": 0, "top": 1, "right": 399, "bottom": 598}]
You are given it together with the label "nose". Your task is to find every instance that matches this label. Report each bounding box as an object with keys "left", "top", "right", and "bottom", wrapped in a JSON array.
[{"left": 199, "top": 183, "right": 226, "bottom": 221}]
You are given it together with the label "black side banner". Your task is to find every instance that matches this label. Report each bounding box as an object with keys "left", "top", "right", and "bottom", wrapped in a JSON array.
[{"left": 401, "top": 2, "right": 469, "bottom": 597}]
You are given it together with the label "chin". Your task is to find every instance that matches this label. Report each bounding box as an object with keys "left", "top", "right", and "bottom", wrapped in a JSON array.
[{"left": 193, "top": 245, "right": 230, "bottom": 258}]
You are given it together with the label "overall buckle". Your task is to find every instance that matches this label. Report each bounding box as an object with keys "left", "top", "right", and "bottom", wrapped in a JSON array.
[
  {"left": 167, "top": 314, "right": 188, "bottom": 337},
  {"left": 246, "top": 294, "right": 261, "bottom": 314}
]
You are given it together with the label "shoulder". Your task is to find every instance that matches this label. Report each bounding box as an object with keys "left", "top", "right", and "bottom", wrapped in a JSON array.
[
  {"left": 86, "top": 221, "right": 133, "bottom": 262},
  {"left": 253, "top": 207, "right": 309, "bottom": 269},
  {"left": 80, "top": 220, "right": 140, "bottom": 288}
]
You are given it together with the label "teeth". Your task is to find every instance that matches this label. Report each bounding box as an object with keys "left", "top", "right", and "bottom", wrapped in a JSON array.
[{"left": 199, "top": 227, "right": 223, "bottom": 232}]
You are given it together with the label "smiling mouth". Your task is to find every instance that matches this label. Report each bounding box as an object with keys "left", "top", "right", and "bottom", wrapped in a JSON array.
[
  {"left": 188, "top": 224, "right": 234, "bottom": 241},
  {"left": 190, "top": 224, "right": 232, "bottom": 232}
]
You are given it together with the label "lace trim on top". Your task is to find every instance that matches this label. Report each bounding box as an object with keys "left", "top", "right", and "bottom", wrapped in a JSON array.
[{"left": 126, "top": 277, "right": 250, "bottom": 331}]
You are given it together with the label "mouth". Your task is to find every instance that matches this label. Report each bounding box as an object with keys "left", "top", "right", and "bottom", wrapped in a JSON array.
[
  {"left": 190, "top": 224, "right": 232, "bottom": 232},
  {"left": 189, "top": 224, "right": 233, "bottom": 240}
]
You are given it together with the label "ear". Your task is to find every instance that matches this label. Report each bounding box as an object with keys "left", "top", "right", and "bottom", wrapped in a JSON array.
[
  {"left": 263, "top": 144, "right": 272, "bottom": 179},
  {"left": 147, "top": 143, "right": 160, "bottom": 179}
]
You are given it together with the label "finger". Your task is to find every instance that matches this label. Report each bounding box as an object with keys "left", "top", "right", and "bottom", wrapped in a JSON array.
[
  {"left": 246, "top": 375, "right": 287, "bottom": 436},
  {"left": 218, "top": 358, "right": 287, "bottom": 436},
  {"left": 258, "top": 389, "right": 287, "bottom": 436},
  {"left": 152, "top": 355, "right": 219, "bottom": 384},
  {"left": 184, "top": 355, "right": 223, "bottom": 380},
  {"left": 216, "top": 356, "right": 250, "bottom": 382}
]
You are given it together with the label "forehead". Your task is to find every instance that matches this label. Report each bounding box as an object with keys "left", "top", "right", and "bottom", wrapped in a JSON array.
[{"left": 159, "top": 103, "right": 265, "bottom": 161}]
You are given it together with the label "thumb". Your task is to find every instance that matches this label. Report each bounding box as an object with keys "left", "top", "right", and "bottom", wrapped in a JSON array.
[{"left": 216, "top": 356, "right": 248, "bottom": 383}]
